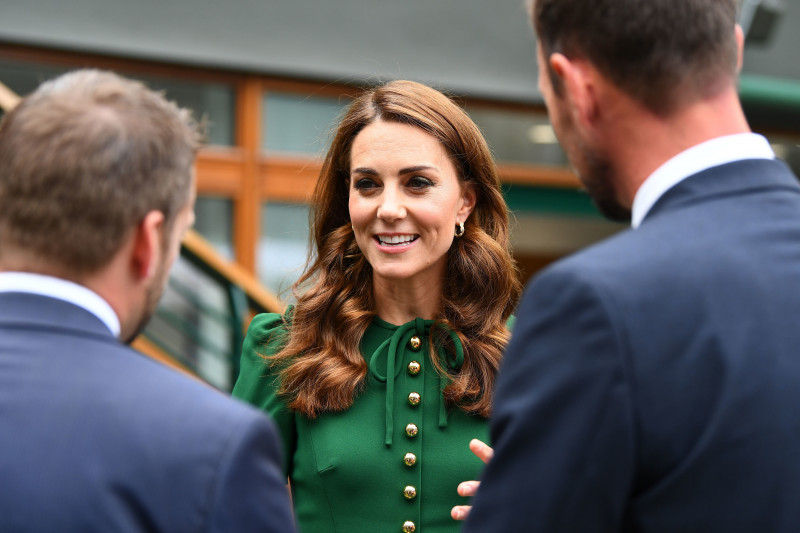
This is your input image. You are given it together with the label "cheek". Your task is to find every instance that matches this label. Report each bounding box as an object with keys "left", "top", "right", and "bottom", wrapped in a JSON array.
[
  {"left": 420, "top": 210, "right": 448, "bottom": 231},
  {"left": 432, "top": 193, "right": 462, "bottom": 227},
  {"left": 348, "top": 196, "right": 364, "bottom": 227},
  {"left": 414, "top": 205, "right": 454, "bottom": 242},
  {"left": 348, "top": 196, "right": 373, "bottom": 249}
]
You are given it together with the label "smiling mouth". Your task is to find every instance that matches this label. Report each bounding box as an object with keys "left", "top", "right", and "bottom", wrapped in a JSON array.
[{"left": 375, "top": 234, "right": 419, "bottom": 246}]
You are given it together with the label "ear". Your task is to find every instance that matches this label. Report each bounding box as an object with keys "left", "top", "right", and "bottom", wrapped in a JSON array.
[
  {"left": 734, "top": 24, "right": 745, "bottom": 73},
  {"left": 131, "top": 210, "right": 165, "bottom": 281},
  {"left": 457, "top": 182, "right": 477, "bottom": 222},
  {"left": 550, "top": 52, "right": 600, "bottom": 128}
]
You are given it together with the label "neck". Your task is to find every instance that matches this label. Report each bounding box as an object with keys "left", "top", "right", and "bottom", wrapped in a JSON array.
[
  {"left": 81, "top": 238, "right": 144, "bottom": 341},
  {"left": 373, "top": 276, "right": 443, "bottom": 325},
  {"left": 605, "top": 85, "right": 751, "bottom": 208}
]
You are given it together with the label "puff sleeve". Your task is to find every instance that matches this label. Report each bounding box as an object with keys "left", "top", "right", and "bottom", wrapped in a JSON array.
[{"left": 231, "top": 312, "right": 296, "bottom": 477}]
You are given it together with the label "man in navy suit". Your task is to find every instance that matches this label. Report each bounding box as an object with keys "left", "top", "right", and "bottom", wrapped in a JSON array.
[
  {"left": 462, "top": 0, "right": 800, "bottom": 531},
  {"left": 0, "top": 70, "right": 295, "bottom": 532}
]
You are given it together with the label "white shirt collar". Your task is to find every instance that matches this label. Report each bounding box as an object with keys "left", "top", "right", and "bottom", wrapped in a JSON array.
[
  {"left": 631, "top": 133, "right": 775, "bottom": 228},
  {"left": 0, "top": 272, "right": 121, "bottom": 337}
]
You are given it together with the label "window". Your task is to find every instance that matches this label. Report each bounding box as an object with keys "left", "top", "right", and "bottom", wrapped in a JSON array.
[
  {"left": 0, "top": 58, "right": 235, "bottom": 146},
  {"left": 465, "top": 105, "right": 568, "bottom": 167},
  {"left": 257, "top": 201, "right": 311, "bottom": 299},
  {"left": 194, "top": 196, "right": 235, "bottom": 260},
  {"left": 262, "top": 91, "right": 349, "bottom": 156}
]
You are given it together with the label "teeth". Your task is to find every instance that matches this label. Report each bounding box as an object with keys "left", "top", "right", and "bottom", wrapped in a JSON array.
[{"left": 378, "top": 235, "right": 416, "bottom": 245}]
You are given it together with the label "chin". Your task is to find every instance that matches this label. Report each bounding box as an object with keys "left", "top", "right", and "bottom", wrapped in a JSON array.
[{"left": 374, "top": 268, "right": 414, "bottom": 282}]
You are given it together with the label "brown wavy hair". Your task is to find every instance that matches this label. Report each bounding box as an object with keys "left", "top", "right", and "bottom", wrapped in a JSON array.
[{"left": 269, "top": 80, "right": 521, "bottom": 418}]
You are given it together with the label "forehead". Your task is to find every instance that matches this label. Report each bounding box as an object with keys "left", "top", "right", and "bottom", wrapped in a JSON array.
[{"left": 350, "top": 120, "right": 449, "bottom": 166}]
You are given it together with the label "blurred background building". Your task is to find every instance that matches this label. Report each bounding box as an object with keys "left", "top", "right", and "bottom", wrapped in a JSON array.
[{"left": 1, "top": 0, "right": 798, "bottom": 387}]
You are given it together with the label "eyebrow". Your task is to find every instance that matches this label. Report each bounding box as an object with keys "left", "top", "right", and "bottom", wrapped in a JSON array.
[{"left": 350, "top": 165, "right": 437, "bottom": 176}]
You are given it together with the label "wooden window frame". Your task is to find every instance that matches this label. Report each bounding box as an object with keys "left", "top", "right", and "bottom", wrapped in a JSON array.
[{"left": 0, "top": 43, "right": 580, "bottom": 275}]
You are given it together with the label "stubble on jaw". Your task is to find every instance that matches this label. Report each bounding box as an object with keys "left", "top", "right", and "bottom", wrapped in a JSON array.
[
  {"left": 577, "top": 144, "right": 631, "bottom": 223},
  {"left": 122, "top": 256, "right": 169, "bottom": 345},
  {"left": 550, "top": 98, "right": 631, "bottom": 223}
]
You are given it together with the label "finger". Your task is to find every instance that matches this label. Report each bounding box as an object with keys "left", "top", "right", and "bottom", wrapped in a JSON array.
[
  {"left": 457, "top": 480, "right": 480, "bottom": 497},
  {"left": 451, "top": 505, "right": 471, "bottom": 521},
  {"left": 469, "top": 438, "right": 494, "bottom": 464}
]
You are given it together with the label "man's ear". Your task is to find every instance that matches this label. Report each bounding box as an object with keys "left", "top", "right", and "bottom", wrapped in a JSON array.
[
  {"left": 131, "top": 210, "right": 165, "bottom": 280},
  {"left": 550, "top": 52, "right": 600, "bottom": 127}
]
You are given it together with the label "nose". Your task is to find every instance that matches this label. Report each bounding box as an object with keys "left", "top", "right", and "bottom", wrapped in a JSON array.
[{"left": 377, "top": 187, "right": 406, "bottom": 222}]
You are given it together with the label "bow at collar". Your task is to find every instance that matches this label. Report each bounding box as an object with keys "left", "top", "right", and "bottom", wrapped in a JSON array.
[{"left": 368, "top": 317, "right": 464, "bottom": 447}]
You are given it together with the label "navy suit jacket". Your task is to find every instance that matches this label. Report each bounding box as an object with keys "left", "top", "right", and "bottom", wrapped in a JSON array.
[
  {"left": 465, "top": 159, "right": 800, "bottom": 532},
  {"left": 0, "top": 292, "right": 295, "bottom": 533}
]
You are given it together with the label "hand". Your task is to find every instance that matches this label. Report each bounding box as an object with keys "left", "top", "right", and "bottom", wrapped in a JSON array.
[{"left": 451, "top": 438, "right": 494, "bottom": 521}]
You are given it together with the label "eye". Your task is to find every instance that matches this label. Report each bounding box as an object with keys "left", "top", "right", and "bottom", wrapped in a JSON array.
[
  {"left": 407, "top": 176, "right": 433, "bottom": 190},
  {"left": 353, "top": 177, "right": 379, "bottom": 191}
]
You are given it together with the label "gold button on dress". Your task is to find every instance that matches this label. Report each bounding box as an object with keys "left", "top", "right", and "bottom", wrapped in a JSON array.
[
  {"left": 232, "top": 312, "right": 505, "bottom": 533},
  {"left": 408, "top": 392, "right": 421, "bottom": 406}
]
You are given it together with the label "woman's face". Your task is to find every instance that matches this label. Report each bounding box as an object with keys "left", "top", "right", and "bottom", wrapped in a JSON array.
[{"left": 348, "top": 120, "right": 475, "bottom": 288}]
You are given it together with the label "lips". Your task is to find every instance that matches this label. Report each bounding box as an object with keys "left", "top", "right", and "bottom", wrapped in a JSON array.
[{"left": 375, "top": 234, "right": 419, "bottom": 246}]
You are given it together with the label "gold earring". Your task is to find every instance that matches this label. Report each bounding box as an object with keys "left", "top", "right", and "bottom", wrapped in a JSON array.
[{"left": 454, "top": 221, "right": 465, "bottom": 238}]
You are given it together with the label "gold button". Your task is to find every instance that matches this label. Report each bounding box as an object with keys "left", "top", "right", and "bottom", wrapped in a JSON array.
[
  {"left": 409, "top": 335, "right": 421, "bottom": 350},
  {"left": 405, "top": 423, "right": 418, "bottom": 438},
  {"left": 407, "top": 361, "right": 421, "bottom": 375},
  {"left": 402, "top": 521, "right": 416, "bottom": 533},
  {"left": 404, "top": 485, "right": 417, "bottom": 500},
  {"left": 408, "top": 392, "right": 421, "bottom": 406},
  {"left": 403, "top": 452, "right": 417, "bottom": 467}
]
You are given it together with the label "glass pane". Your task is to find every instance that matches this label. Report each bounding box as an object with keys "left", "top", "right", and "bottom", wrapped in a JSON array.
[
  {"left": 143, "top": 255, "right": 236, "bottom": 391},
  {"left": 194, "top": 196, "right": 235, "bottom": 261},
  {"left": 257, "top": 202, "right": 311, "bottom": 299},
  {"left": 263, "top": 91, "right": 349, "bottom": 155},
  {"left": 136, "top": 73, "right": 234, "bottom": 146},
  {"left": 465, "top": 105, "right": 568, "bottom": 167},
  {"left": 0, "top": 59, "right": 235, "bottom": 146},
  {"left": 0, "top": 60, "right": 70, "bottom": 116}
]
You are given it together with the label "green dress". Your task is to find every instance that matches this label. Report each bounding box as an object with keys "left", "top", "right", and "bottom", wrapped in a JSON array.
[{"left": 232, "top": 313, "right": 502, "bottom": 533}]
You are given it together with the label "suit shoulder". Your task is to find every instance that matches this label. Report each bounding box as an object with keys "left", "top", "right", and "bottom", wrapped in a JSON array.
[
  {"left": 535, "top": 229, "right": 638, "bottom": 283},
  {"left": 537, "top": 219, "right": 693, "bottom": 289},
  {"left": 110, "top": 343, "right": 269, "bottom": 432}
]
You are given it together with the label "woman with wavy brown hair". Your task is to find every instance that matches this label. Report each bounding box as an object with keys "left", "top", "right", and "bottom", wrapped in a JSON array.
[{"left": 233, "top": 79, "right": 520, "bottom": 533}]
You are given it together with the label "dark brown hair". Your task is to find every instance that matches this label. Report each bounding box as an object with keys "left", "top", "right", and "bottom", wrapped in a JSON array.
[
  {"left": 0, "top": 69, "right": 200, "bottom": 275},
  {"left": 270, "top": 80, "right": 521, "bottom": 418},
  {"left": 532, "top": 0, "right": 740, "bottom": 114}
]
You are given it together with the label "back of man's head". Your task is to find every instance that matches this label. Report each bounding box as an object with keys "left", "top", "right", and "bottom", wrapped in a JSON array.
[
  {"left": 531, "top": 0, "right": 740, "bottom": 115},
  {"left": 0, "top": 69, "right": 199, "bottom": 277}
]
